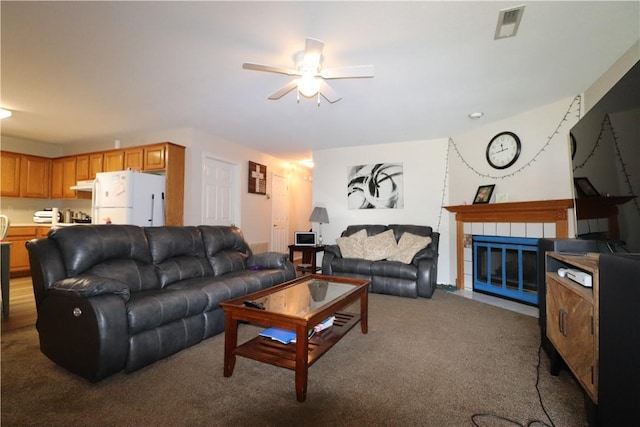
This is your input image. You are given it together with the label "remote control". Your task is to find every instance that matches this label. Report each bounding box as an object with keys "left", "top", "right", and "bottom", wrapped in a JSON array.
[{"left": 243, "top": 300, "right": 265, "bottom": 310}]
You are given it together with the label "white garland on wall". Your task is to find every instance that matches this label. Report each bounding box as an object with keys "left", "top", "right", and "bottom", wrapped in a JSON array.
[
  {"left": 449, "top": 95, "right": 582, "bottom": 179},
  {"left": 436, "top": 95, "right": 582, "bottom": 233},
  {"left": 435, "top": 137, "right": 451, "bottom": 233}
]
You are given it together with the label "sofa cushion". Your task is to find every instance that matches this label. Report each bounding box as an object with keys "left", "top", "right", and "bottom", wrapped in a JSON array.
[
  {"left": 126, "top": 288, "right": 208, "bottom": 335},
  {"left": 247, "top": 252, "right": 290, "bottom": 270},
  {"left": 199, "top": 272, "right": 265, "bottom": 310},
  {"left": 343, "top": 224, "right": 388, "bottom": 238},
  {"left": 87, "top": 259, "right": 160, "bottom": 292},
  {"left": 145, "top": 227, "right": 213, "bottom": 288},
  {"left": 199, "top": 225, "right": 250, "bottom": 257},
  {"left": 363, "top": 229, "right": 397, "bottom": 261},
  {"left": 371, "top": 260, "right": 418, "bottom": 280},
  {"left": 50, "top": 225, "right": 152, "bottom": 277},
  {"left": 330, "top": 257, "right": 373, "bottom": 276},
  {"left": 336, "top": 229, "right": 367, "bottom": 258},
  {"left": 145, "top": 226, "right": 206, "bottom": 262},
  {"left": 388, "top": 224, "right": 433, "bottom": 241},
  {"left": 371, "top": 275, "right": 418, "bottom": 298},
  {"left": 387, "top": 232, "right": 432, "bottom": 264},
  {"left": 210, "top": 250, "right": 248, "bottom": 276}
]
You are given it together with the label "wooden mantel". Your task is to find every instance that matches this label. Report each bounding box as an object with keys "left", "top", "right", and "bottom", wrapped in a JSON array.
[{"left": 445, "top": 199, "right": 574, "bottom": 289}]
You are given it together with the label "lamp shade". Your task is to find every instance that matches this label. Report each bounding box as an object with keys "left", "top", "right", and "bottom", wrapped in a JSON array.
[{"left": 308, "top": 206, "right": 329, "bottom": 224}]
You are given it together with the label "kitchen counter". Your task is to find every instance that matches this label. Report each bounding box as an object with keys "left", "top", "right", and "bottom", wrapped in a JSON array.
[{"left": 10, "top": 223, "right": 90, "bottom": 228}]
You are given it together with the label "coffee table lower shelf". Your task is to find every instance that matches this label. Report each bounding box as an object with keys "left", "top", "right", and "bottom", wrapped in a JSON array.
[{"left": 234, "top": 311, "right": 359, "bottom": 370}]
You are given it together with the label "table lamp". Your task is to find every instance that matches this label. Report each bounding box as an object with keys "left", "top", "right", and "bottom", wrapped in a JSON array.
[{"left": 308, "top": 206, "right": 329, "bottom": 245}]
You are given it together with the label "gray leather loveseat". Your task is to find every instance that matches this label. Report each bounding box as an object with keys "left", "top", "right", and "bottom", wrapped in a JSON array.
[
  {"left": 322, "top": 224, "right": 439, "bottom": 298},
  {"left": 26, "top": 224, "right": 296, "bottom": 381}
]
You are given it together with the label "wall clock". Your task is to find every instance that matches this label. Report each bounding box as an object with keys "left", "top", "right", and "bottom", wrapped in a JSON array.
[{"left": 486, "top": 131, "right": 521, "bottom": 169}]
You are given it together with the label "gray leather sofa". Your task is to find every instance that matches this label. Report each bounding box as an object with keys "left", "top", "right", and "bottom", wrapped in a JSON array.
[
  {"left": 26, "top": 224, "right": 295, "bottom": 381},
  {"left": 322, "top": 224, "right": 439, "bottom": 298}
]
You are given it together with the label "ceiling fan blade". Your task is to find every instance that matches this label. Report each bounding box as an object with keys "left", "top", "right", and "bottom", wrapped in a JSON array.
[
  {"left": 319, "top": 80, "right": 342, "bottom": 103},
  {"left": 243, "top": 63, "right": 298, "bottom": 76},
  {"left": 268, "top": 80, "right": 299, "bottom": 100},
  {"left": 320, "top": 65, "right": 375, "bottom": 79}
]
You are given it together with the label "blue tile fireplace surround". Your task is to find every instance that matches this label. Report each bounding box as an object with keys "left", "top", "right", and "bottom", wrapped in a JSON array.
[{"left": 473, "top": 235, "right": 539, "bottom": 305}]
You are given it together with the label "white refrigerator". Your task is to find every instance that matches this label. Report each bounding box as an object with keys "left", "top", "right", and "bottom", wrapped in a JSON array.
[{"left": 92, "top": 170, "right": 166, "bottom": 226}]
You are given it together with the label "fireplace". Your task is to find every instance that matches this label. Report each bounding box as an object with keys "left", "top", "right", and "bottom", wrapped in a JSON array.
[
  {"left": 445, "top": 199, "right": 573, "bottom": 290},
  {"left": 473, "top": 235, "right": 539, "bottom": 305}
]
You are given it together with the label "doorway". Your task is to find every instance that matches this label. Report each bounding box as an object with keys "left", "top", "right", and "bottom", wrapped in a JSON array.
[
  {"left": 271, "top": 173, "right": 289, "bottom": 253},
  {"left": 201, "top": 155, "right": 239, "bottom": 227}
]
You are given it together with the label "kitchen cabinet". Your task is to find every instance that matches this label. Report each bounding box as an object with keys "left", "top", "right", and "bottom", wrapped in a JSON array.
[
  {"left": 51, "top": 157, "right": 78, "bottom": 199},
  {"left": 20, "top": 155, "right": 51, "bottom": 198},
  {"left": 1, "top": 152, "right": 50, "bottom": 198},
  {"left": 76, "top": 155, "right": 89, "bottom": 181},
  {"left": 1, "top": 151, "right": 22, "bottom": 197},
  {"left": 124, "top": 148, "right": 144, "bottom": 171},
  {"left": 143, "top": 145, "right": 166, "bottom": 170},
  {"left": 104, "top": 151, "right": 124, "bottom": 172},
  {"left": 3, "top": 142, "right": 185, "bottom": 225},
  {"left": 76, "top": 153, "right": 103, "bottom": 181},
  {"left": 5, "top": 226, "right": 49, "bottom": 277}
]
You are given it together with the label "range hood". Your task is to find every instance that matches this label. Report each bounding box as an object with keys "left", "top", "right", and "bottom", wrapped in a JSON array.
[{"left": 70, "top": 180, "right": 94, "bottom": 192}]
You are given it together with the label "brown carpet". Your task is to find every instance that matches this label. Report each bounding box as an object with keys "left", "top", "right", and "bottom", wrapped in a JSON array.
[{"left": 1, "top": 290, "right": 587, "bottom": 426}]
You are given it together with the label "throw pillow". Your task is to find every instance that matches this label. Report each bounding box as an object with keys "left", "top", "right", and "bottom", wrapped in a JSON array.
[
  {"left": 336, "top": 229, "right": 367, "bottom": 258},
  {"left": 387, "top": 232, "right": 432, "bottom": 264},
  {"left": 363, "top": 229, "right": 398, "bottom": 261}
]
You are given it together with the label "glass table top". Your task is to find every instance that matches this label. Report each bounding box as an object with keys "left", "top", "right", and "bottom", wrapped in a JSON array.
[{"left": 251, "top": 278, "right": 357, "bottom": 318}]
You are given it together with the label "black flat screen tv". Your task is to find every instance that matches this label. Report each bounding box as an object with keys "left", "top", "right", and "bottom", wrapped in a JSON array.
[{"left": 570, "top": 60, "right": 639, "bottom": 252}]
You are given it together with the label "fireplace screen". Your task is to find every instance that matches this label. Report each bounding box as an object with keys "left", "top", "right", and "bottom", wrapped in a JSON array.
[{"left": 473, "top": 236, "right": 539, "bottom": 305}]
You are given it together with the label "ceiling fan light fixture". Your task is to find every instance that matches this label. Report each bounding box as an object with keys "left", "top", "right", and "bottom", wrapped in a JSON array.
[
  {"left": 298, "top": 76, "right": 320, "bottom": 98},
  {"left": 244, "top": 37, "right": 374, "bottom": 103}
]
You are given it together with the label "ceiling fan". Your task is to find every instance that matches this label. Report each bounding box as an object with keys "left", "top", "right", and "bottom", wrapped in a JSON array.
[{"left": 242, "top": 37, "right": 375, "bottom": 104}]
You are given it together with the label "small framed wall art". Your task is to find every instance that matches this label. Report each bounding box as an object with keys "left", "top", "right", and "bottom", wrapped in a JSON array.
[
  {"left": 473, "top": 184, "right": 495, "bottom": 204},
  {"left": 248, "top": 161, "right": 267, "bottom": 195}
]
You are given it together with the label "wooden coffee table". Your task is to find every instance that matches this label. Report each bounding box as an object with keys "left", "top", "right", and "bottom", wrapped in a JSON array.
[{"left": 220, "top": 274, "right": 369, "bottom": 402}]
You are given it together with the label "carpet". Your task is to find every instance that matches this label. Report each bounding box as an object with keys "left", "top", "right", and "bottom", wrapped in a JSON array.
[{"left": 1, "top": 290, "right": 587, "bottom": 426}]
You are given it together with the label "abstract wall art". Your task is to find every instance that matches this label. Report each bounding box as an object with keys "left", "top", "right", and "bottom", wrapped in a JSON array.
[{"left": 347, "top": 163, "right": 404, "bottom": 209}]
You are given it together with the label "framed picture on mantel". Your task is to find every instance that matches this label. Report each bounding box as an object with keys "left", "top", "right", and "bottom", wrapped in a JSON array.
[
  {"left": 473, "top": 184, "right": 495, "bottom": 204},
  {"left": 248, "top": 161, "right": 267, "bottom": 195}
]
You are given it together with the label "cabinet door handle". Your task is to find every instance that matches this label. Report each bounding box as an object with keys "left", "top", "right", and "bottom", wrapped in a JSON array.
[
  {"left": 558, "top": 309, "right": 563, "bottom": 335},
  {"left": 559, "top": 309, "right": 568, "bottom": 337}
]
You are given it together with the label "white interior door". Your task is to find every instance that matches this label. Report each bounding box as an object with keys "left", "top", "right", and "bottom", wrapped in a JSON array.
[
  {"left": 271, "top": 174, "right": 289, "bottom": 253},
  {"left": 202, "top": 155, "right": 238, "bottom": 226}
]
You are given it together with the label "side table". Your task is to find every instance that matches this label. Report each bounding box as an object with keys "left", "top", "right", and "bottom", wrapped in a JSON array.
[{"left": 288, "top": 244, "right": 324, "bottom": 274}]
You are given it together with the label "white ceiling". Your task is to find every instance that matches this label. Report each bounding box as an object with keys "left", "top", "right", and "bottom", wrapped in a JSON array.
[{"left": 2, "top": 1, "right": 639, "bottom": 161}]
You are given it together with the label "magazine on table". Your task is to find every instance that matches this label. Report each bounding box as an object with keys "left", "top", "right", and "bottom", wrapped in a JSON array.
[{"left": 259, "top": 316, "right": 335, "bottom": 344}]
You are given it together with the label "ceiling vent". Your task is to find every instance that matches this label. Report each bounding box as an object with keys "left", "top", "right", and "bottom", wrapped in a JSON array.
[{"left": 494, "top": 5, "right": 525, "bottom": 39}]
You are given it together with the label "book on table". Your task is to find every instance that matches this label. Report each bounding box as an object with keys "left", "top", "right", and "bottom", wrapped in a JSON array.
[
  {"left": 259, "top": 316, "right": 335, "bottom": 344},
  {"left": 259, "top": 328, "right": 297, "bottom": 344}
]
